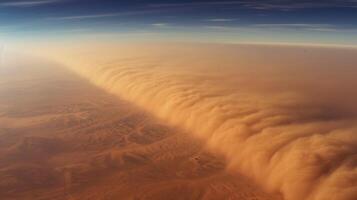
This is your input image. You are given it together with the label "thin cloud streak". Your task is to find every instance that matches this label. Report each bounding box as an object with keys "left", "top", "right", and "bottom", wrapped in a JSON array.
[
  {"left": 251, "top": 23, "right": 334, "bottom": 28},
  {"left": 148, "top": 1, "right": 242, "bottom": 8},
  {"left": 148, "top": 0, "right": 357, "bottom": 10},
  {"left": 205, "top": 18, "right": 236, "bottom": 22},
  {"left": 47, "top": 10, "right": 166, "bottom": 20},
  {"left": 151, "top": 23, "right": 169, "bottom": 27},
  {"left": 201, "top": 23, "right": 357, "bottom": 35},
  {"left": 250, "top": 23, "right": 357, "bottom": 32},
  {"left": 239, "top": 0, "right": 357, "bottom": 10},
  {"left": 0, "top": 0, "right": 62, "bottom": 7}
]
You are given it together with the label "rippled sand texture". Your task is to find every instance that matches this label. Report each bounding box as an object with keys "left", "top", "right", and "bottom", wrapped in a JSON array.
[
  {"left": 0, "top": 54, "right": 279, "bottom": 199},
  {"left": 41, "top": 43, "right": 357, "bottom": 200}
]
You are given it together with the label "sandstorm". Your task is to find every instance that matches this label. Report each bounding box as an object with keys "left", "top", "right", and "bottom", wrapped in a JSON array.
[{"left": 18, "top": 42, "right": 357, "bottom": 200}]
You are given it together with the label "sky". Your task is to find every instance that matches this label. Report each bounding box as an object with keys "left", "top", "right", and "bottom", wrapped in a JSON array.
[{"left": 1, "top": 0, "right": 357, "bottom": 46}]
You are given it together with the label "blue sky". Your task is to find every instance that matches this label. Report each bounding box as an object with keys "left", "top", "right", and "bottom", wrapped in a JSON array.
[{"left": 1, "top": 0, "right": 357, "bottom": 46}]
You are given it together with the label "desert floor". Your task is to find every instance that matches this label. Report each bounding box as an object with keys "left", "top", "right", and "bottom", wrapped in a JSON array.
[{"left": 0, "top": 55, "right": 281, "bottom": 200}]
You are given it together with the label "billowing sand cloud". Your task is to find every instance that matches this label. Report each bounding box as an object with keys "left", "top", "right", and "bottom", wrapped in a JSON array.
[{"left": 30, "top": 43, "right": 357, "bottom": 200}]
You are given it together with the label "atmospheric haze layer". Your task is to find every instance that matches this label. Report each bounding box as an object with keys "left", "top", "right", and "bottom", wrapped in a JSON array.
[{"left": 22, "top": 42, "right": 356, "bottom": 200}]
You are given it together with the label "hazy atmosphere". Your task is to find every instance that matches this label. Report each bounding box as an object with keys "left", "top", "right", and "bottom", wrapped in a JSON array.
[
  {"left": 1, "top": 1, "right": 357, "bottom": 200},
  {"left": 2, "top": 0, "right": 357, "bottom": 46}
]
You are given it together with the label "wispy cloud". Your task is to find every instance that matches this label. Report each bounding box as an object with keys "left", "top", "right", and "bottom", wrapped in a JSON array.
[
  {"left": 250, "top": 23, "right": 346, "bottom": 32},
  {"left": 47, "top": 10, "right": 164, "bottom": 20},
  {"left": 148, "top": 1, "right": 357, "bottom": 10},
  {"left": 48, "top": 13, "right": 123, "bottom": 20},
  {"left": 252, "top": 23, "right": 333, "bottom": 28},
  {"left": 202, "top": 23, "right": 357, "bottom": 34},
  {"left": 148, "top": 1, "right": 242, "bottom": 8},
  {"left": 151, "top": 23, "right": 169, "bottom": 27},
  {"left": 205, "top": 18, "right": 236, "bottom": 22},
  {"left": 202, "top": 25, "right": 240, "bottom": 31},
  {"left": 234, "top": 0, "right": 357, "bottom": 11},
  {"left": 0, "top": 0, "right": 62, "bottom": 7}
]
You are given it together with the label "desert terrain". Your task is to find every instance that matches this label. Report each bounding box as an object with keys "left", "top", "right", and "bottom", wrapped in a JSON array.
[
  {"left": 0, "top": 52, "right": 280, "bottom": 199},
  {"left": 39, "top": 43, "right": 357, "bottom": 200},
  {"left": 1, "top": 43, "right": 357, "bottom": 200}
]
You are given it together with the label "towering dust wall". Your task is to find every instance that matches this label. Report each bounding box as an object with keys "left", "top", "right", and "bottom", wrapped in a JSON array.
[{"left": 42, "top": 43, "right": 357, "bottom": 200}]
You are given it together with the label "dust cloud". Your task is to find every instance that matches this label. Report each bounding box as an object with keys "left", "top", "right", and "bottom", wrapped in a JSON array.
[{"left": 32, "top": 42, "right": 357, "bottom": 200}]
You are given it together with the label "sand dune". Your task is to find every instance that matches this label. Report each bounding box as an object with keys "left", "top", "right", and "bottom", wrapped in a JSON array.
[
  {"left": 0, "top": 52, "right": 279, "bottom": 199},
  {"left": 33, "top": 42, "right": 357, "bottom": 200}
]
